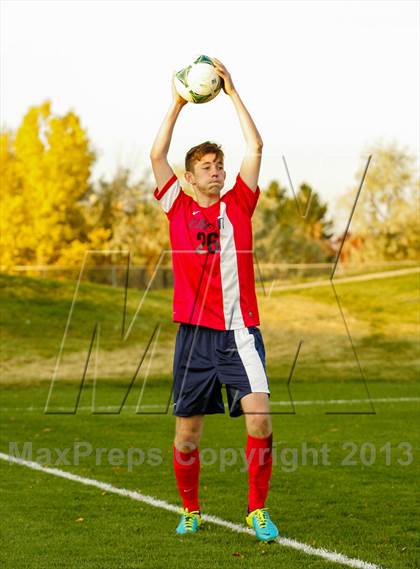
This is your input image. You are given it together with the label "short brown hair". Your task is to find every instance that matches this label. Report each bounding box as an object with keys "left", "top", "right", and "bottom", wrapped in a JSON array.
[{"left": 185, "top": 141, "right": 224, "bottom": 173}]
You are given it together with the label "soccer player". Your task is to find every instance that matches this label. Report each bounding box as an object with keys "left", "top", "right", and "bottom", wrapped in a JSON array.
[{"left": 149, "top": 58, "right": 279, "bottom": 541}]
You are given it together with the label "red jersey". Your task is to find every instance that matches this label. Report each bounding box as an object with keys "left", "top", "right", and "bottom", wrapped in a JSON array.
[{"left": 154, "top": 173, "right": 261, "bottom": 330}]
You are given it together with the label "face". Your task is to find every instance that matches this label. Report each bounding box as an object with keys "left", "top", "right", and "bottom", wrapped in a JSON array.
[{"left": 185, "top": 153, "right": 226, "bottom": 197}]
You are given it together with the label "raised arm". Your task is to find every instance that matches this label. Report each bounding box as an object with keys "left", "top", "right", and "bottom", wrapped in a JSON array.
[
  {"left": 149, "top": 75, "right": 188, "bottom": 191},
  {"left": 212, "top": 58, "right": 263, "bottom": 192}
]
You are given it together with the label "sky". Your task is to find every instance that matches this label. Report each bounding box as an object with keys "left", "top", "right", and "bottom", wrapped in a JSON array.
[{"left": 1, "top": 0, "right": 419, "bottom": 229}]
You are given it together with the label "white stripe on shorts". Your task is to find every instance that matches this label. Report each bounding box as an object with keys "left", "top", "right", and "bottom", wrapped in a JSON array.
[{"left": 233, "top": 328, "right": 270, "bottom": 393}]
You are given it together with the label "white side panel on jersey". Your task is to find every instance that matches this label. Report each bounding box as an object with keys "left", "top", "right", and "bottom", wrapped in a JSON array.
[
  {"left": 234, "top": 328, "right": 270, "bottom": 393},
  {"left": 219, "top": 202, "right": 245, "bottom": 329},
  {"left": 160, "top": 179, "right": 180, "bottom": 213}
]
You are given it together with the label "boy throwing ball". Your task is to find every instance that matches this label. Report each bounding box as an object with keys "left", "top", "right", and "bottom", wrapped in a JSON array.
[{"left": 149, "top": 58, "right": 279, "bottom": 541}]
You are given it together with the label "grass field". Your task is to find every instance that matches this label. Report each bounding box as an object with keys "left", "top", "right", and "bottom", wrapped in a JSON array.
[{"left": 0, "top": 270, "right": 419, "bottom": 568}]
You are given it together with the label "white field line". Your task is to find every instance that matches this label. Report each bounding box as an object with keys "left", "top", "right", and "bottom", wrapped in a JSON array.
[
  {"left": 0, "top": 452, "right": 385, "bottom": 569},
  {"left": 271, "top": 396, "right": 420, "bottom": 406},
  {"left": 2, "top": 396, "right": 419, "bottom": 412}
]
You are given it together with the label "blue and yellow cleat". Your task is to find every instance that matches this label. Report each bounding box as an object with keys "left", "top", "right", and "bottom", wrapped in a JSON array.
[
  {"left": 246, "top": 508, "right": 279, "bottom": 541},
  {"left": 176, "top": 508, "right": 202, "bottom": 534}
]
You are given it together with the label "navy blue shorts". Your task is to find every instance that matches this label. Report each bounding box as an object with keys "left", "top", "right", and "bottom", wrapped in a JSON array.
[{"left": 172, "top": 323, "right": 270, "bottom": 418}]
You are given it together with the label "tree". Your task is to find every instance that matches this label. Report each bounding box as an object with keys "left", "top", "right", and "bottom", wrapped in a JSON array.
[
  {"left": 0, "top": 130, "right": 29, "bottom": 267},
  {"left": 85, "top": 167, "right": 170, "bottom": 271},
  {"left": 253, "top": 179, "right": 335, "bottom": 264},
  {"left": 0, "top": 100, "right": 104, "bottom": 268},
  {"left": 337, "top": 140, "right": 420, "bottom": 262}
]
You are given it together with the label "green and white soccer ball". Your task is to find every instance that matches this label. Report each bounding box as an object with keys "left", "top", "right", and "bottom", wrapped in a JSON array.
[{"left": 174, "top": 55, "right": 222, "bottom": 104}]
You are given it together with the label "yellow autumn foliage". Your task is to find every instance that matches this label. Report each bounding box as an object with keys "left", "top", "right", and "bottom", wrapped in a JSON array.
[{"left": 0, "top": 100, "right": 105, "bottom": 269}]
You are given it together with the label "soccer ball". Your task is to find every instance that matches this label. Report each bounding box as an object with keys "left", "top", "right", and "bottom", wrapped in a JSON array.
[{"left": 174, "top": 55, "right": 222, "bottom": 104}]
